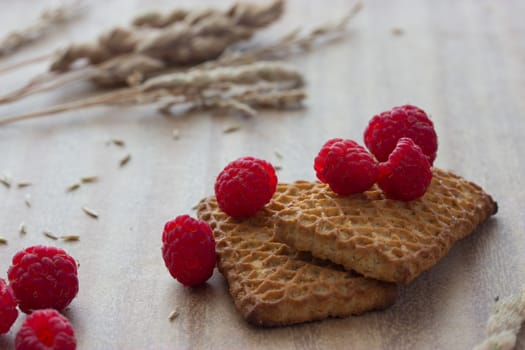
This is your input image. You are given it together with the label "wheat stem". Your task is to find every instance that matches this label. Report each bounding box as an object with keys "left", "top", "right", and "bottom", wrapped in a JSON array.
[
  {"left": 0, "top": 67, "right": 95, "bottom": 104},
  {"left": 0, "top": 62, "right": 302, "bottom": 125},
  {"left": 0, "top": 53, "right": 52, "bottom": 75},
  {"left": 0, "top": 88, "right": 136, "bottom": 125}
]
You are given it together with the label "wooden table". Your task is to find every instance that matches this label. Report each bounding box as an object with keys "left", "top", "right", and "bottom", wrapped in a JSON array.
[{"left": 0, "top": 0, "right": 524, "bottom": 349}]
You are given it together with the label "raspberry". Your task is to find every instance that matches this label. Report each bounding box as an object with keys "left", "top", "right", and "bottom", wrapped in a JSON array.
[
  {"left": 0, "top": 278, "right": 18, "bottom": 334},
  {"left": 15, "top": 309, "right": 76, "bottom": 350},
  {"left": 162, "top": 215, "right": 216, "bottom": 287},
  {"left": 214, "top": 156, "right": 277, "bottom": 217},
  {"left": 377, "top": 137, "right": 432, "bottom": 201},
  {"left": 8, "top": 245, "right": 79, "bottom": 314},
  {"left": 364, "top": 105, "right": 438, "bottom": 164},
  {"left": 314, "top": 138, "right": 378, "bottom": 195}
]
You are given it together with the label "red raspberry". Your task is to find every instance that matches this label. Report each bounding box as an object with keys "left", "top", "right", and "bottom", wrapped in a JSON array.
[
  {"left": 0, "top": 278, "right": 18, "bottom": 334},
  {"left": 162, "top": 215, "right": 216, "bottom": 287},
  {"left": 15, "top": 309, "right": 76, "bottom": 350},
  {"left": 214, "top": 156, "right": 277, "bottom": 217},
  {"left": 8, "top": 246, "right": 79, "bottom": 314},
  {"left": 364, "top": 105, "right": 438, "bottom": 164},
  {"left": 314, "top": 138, "right": 378, "bottom": 195},
  {"left": 377, "top": 137, "right": 432, "bottom": 201}
]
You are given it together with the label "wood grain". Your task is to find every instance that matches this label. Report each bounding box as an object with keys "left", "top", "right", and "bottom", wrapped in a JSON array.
[{"left": 0, "top": 0, "right": 524, "bottom": 349}]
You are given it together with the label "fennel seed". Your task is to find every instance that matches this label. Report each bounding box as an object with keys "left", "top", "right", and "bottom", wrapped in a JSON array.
[
  {"left": 43, "top": 231, "right": 58, "bottom": 240},
  {"left": 223, "top": 125, "right": 241, "bottom": 134},
  {"left": 274, "top": 165, "right": 283, "bottom": 171},
  {"left": 24, "top": 194, "right": 31, "bottom": 207},
  {"left": 119, "top": 154, "right": 131, "bottom": 167},
  {"left": 0, "top": 175, "right": 11, "bottom": 188},
  {"left": 81, "top": 176, "right": 98, "bottom": 183},
  {"left": 0, "top": 237, "right": 7, "bottom": 245},
  {"left": 274, "top": 149, "right": 283, "bottom": 159},
  {"left": 19, "top": 222, "right": 26, "bottom": 234},
  {"left": 61, "top": 235, "right": 80, "bottom": 242},
  {"left": 66, "top": 183, "right": 81, "bottom": 192},
  {"left": 172, "top": 128, "right": 180, "bottom": 140},
  {"left": 168, "top": 309, "right": 180, "bottom": 321},
  {"left": 17, "top": 182, "right": 32, "bottom": 188},
  {"left": 111, "top": 139, "right": 125, "bottom": 147},
  {"left": 391, "top": 27, "right": 404, "bottom": 36},
  {"left": 82, "top": 206, "right": 99, "bottom": 219}
]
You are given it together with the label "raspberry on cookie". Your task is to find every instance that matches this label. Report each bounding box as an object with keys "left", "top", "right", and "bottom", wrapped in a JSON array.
[
  {"left": 364, "top": 105, "right": 438, "bottom": 164},
  {"left": 377, "top": 137, "right": 433, "bottom": 201},
  {"left": 215, "top": 156, "right": 277, "bottom": 218},
  {"left": 314, "top": 138, "right": 378, "bottom": 195}
]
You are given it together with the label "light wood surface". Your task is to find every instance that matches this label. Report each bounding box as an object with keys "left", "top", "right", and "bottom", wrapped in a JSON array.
[{"left": 0, "top": 1, "right": 524, "bottom": 349}]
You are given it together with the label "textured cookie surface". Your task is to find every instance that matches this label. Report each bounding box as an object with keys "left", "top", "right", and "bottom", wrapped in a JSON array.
[
  {"left": 196, "top": 182, "right": 397, "bottom": 327},
  {"left": 275, "top": 169, "right": 497, "bottom": 284}
]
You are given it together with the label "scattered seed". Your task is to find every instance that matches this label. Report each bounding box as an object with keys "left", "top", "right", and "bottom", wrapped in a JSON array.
[
  {"left": 0, "top": 175, "right": 11, "bottom": 188},
  {"left": 19, "top": 222, "right": 26, "bottom": 234},
  {"left": 172, "top": 128, "right": 180, "bottom": 140},
  {"left": 61, "top": 235, "right": 80, "bottom": 242},
  {"left": 168, "top": 309, "right": 180, "bottom": 322},
  {"left": 275, "top": 165, "right": 283, "bottom": 171},
  {"left": 119, "top": 154, "right": 131, "bottom": 167},
  {"left": 17, "top": 182, "right": 32, "bottom": 188},
  {"left": 191, "top": 204, "right": 199, "bottom": 210},
  {"left": 391, "top": 27, "right": 404, "bottom": 36},
  {"left": 0, "top": 237, "right": 7, "bottom": 245},
  {"left": 81, "top": 176, "right": 98, "bottom": 183},
  {"left": 24, "top": 194, "right": 31, "bottom": 207},
  {"left": 66, "top": 183, "right": 81, "bottom": 192},
  {"left": 274, "top": 149, "right": 283, "bottom": 159},
  {"left": 43, "top": 231, "right": 58, "bottom": 240},
  {"left": 82, "top": 206, "right": 99, "bottom": 219},
  {"left": 111, "top": 139, "right": 126, "bottom": 147},
  {"left": 222, "top": 125, "right": 241, "bottom": 134}
]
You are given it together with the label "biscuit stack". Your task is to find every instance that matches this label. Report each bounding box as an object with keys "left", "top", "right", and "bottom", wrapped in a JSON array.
[{"left": 196, "top": 168, "right": 496, "bottom": 326}]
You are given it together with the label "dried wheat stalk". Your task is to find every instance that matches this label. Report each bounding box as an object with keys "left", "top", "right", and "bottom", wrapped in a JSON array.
[
  {"left": 140, "top": 61, "right": 303, "bottom": 91},
  {"left": 187, "top": 89, "right": 305, "bottom": 117},
  {"left": 0, "top": 62, "right": 305, "bottom": 124},
  {"left": 52, "top": 0, "right": 284, "bottom": 71},
  {"left": 0, "top": 1, "right": 84, "bottom": 57},
  {"left": 81, "top": 0, "right": 360, "bottom": 86},
  {"left": 0, "top": 0, "right": 284, "bottom": 104},
  {"left": 197, "top": 1, "right": 363, "bottom": 70},
  {"left": 133, "top": 10, "right": 189, "bottom": 29},
  {"left": 0, "top": 1, "right": 363, "bottom": 125}
]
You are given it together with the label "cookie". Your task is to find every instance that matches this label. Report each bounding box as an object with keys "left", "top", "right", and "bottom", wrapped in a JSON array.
[
  {"left": 196, "top": 182, "right": 397, "bottom": 327},
  {"left": 274, "top": 169, "right": 497, "bottom": 284}
]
